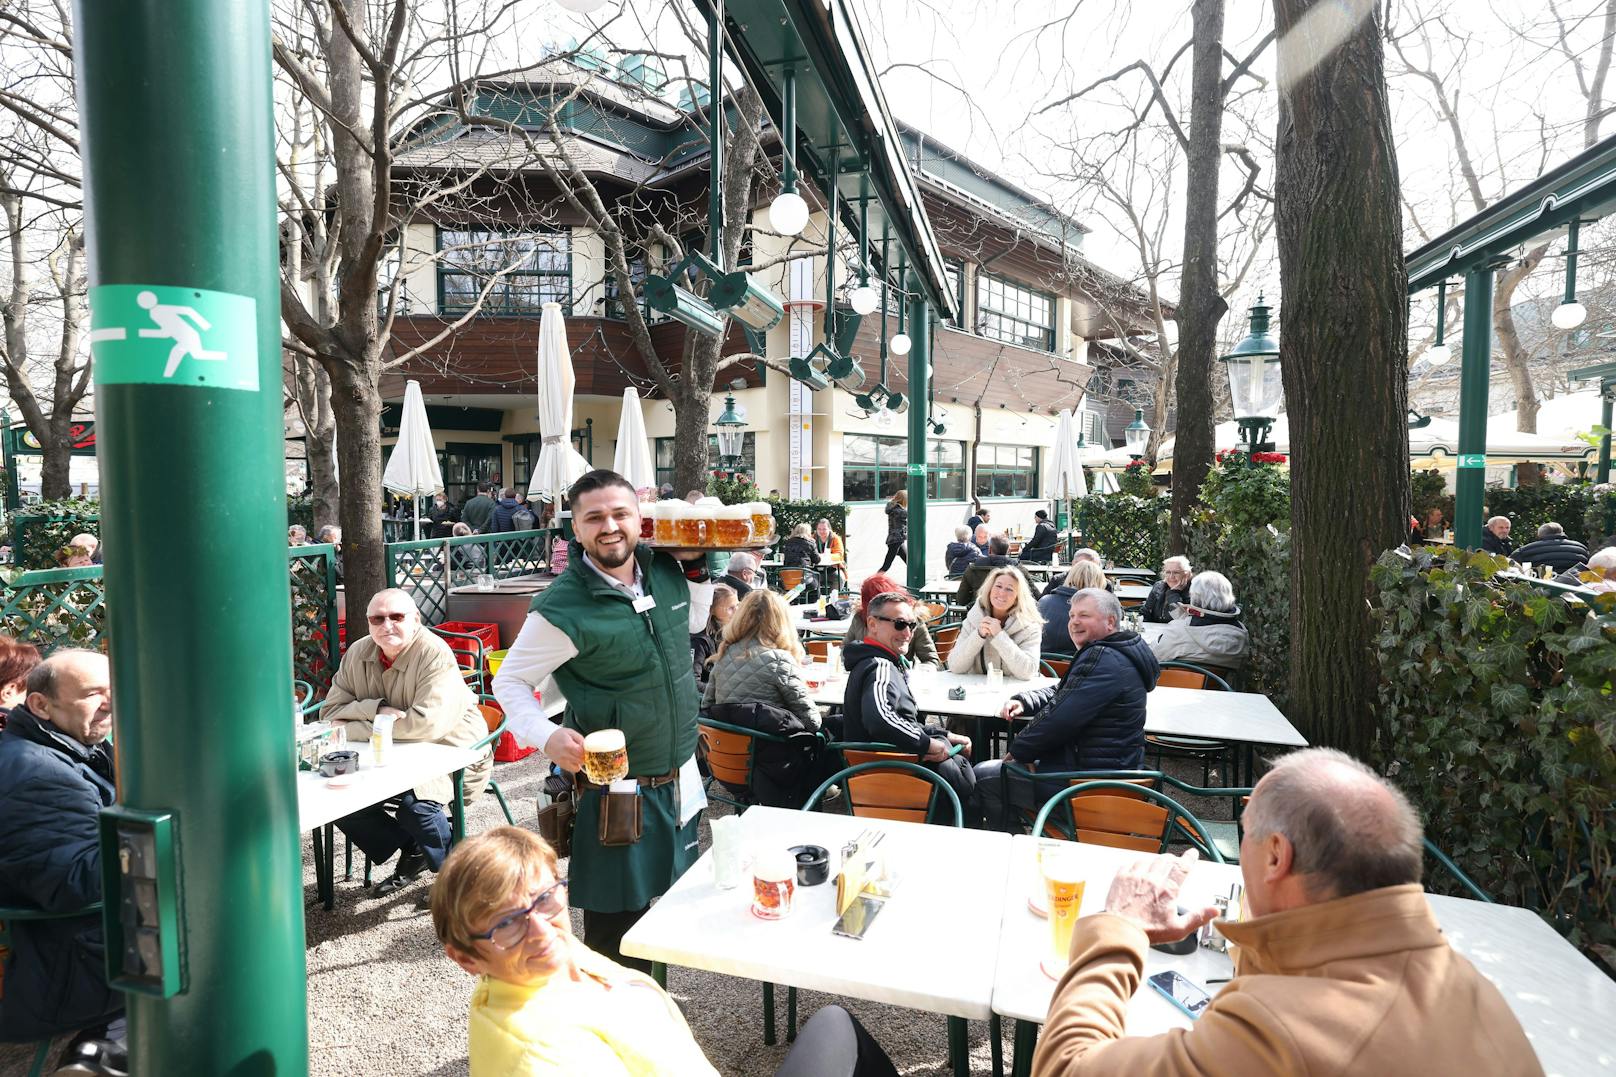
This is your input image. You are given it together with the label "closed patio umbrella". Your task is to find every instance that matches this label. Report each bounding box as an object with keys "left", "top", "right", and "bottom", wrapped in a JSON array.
[
  {"left": 529, "top": 301, "right": 591, "bottom": 504},
  {"left": 1049, "top": 409, "right": 1087, "bottom": 501},
  {"left": 381, "top": 379, "right": 443, "bottom": 540},
  {"left": 613, "top": 386, "right": 656, "bottom": 494}
]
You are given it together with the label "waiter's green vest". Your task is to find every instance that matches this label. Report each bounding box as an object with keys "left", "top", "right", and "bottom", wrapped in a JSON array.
[{"left": 531, "top": 541, "right": 699, "bottom": 776}]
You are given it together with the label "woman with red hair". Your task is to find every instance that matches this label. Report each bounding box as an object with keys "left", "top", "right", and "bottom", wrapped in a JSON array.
[
  {"left": 0, "top": 634, "right": 42, "bottom": 731},
  {"left": 840, "top": 572, "right": 939, "bottom": 668}
]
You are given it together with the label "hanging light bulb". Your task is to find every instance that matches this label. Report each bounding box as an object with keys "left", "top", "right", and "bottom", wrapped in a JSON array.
[
  {"left": 890, "top": 332, "right": 911, "bottom": 355},
  {"left": 1426, "top": 343, "right": 1452, "bottom": 366},
  {"left": 769, "top": 190, "right": 809, "bottom": 236},
  {"left": 849, "top": 284, "right": 879, "bottom": 315},
  {"left": 1552, "top": 301, "right": 1587, "bottom": 330},
  {"left": 556, "top": 0, "right": 608, "bottom": 12}
]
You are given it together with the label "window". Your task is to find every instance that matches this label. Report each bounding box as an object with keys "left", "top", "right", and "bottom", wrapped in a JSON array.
[
  {"left": 438, "top": 228, "right": 571, "bottom": 315},
  {"left": 842, "top": 435, "right": 966, "bottom": 502},
  {"left": 654, "top": 433, "right": 757, "bottom": 490},
  {"left": 974, "top": 443, "right": 1039, "bottom": 499},
  {"left": 603, "top": 257, "right": 648, "bottom": 319},
  {"left": 942, "top": 258, "right": 965, "bottom": 326},
  {"left": 437, "top": 443, "right": 503, "bottom": 507},
  {"left": 513, "top": 427, "right": 594, "bottom": 490},
  {"left": 976, "top": 271, "right": 1054, "bottom": 351}
]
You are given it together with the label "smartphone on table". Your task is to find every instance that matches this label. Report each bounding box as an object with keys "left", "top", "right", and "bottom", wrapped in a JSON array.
[{"left": 1147, "top": 970, "right": 1212, "bottom": 1020}]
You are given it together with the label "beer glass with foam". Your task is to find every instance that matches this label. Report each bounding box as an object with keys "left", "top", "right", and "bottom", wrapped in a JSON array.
[
  {"left": 1043, "top": 846, "right": 1086, "bottom": 966},
  {"left": 582, "top": 728, "right": 629, "bottom": 785}
]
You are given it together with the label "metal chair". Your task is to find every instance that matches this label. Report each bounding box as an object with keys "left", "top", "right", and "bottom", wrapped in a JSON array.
[
  {"left": 1424, "top": 838, "right": 1493, "bottom": 902},
  {"left": 804, "top": 759, "right": 964, "bottom": 827},
  {"left": 1147, "top": 661, "right": 1235, "bottom": 786},
  {"left": 1031, "top": 779, "right": 1227, "bottom": 862},
  {"left": 432, "top": 625, "right": 491, "bottom": 695},
  {"left": 696, "top": 717, "right": 817, "bottom": 813},
  {"left": 0, "top": 902, "right": 105, "bottom": 1077},
  {"left": 450, "top": 702, "right": 515, "bottom": 841}
]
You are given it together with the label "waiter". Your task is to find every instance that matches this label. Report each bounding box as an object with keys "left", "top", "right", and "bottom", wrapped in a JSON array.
[{"left": 492, "top": 469, "right": 711, "bottom": 970}]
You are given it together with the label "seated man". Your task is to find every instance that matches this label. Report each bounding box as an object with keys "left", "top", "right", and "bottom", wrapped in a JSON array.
[
  {"left": 717, "top": 549, "right": 758, "bottom": 599},
  {"left": 1511, "top": 521, "right": 1590, "bottom": 573},
  {"left": 1480, "top": 515, "right": 1513, "bottom": 557},
  {"left": 972, "top": 522, "right": 992, "bottom": 555},
  {"left": 945, "top": 525, "right": 983, "bottom": 576},
  {"left": 433, "top": 827, "right": 898, "bottom": 1076},
  {"left": 975, "top": 588, "right": 1158, "bottom": 832},
  {"left": 326, "top": 588, "right": 493, "bottom": 903},
  {"left": 1149, "top": 570, "right": 1249, "bottom": 675},
  {"left": 1019, "top": 509, "right": 1060, "bottom": 564},
  {"left": 842, "top": 591, "right": 975, "bottom": 807},
  {"left": 1141, "top": 556, "right": 1192, "bottom": 623},
  {"left": 1033, "top": 748, "right": 1541, "bottom": 1076},
  {"left": 0, "top": 650, "right": 125, "bottom": 1061}
]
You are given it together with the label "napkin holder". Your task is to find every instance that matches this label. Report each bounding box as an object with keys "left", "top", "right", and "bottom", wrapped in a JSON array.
[{"left": 835, "top": 837, "right": 892, "bottom": 914}]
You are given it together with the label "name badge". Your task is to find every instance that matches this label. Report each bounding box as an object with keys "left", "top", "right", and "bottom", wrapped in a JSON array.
[{"left": 632, "top": 595, "right": 657, "bottom": 614}]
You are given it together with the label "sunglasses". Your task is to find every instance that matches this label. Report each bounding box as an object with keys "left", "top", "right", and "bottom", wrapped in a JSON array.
[
  {"left": 872, "top": 614, "right": 919, "bottom": 632},
  {"left": 474, "top": 879, "right": 570, "bottom": 950},
  {"left": 367, "top": 612, "right": 411, "bottom": 626}
]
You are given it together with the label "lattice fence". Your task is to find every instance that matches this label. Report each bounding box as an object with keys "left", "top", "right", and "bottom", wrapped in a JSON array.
[{"left": 384, "top": 529, "right": 553, "bottom": 626}]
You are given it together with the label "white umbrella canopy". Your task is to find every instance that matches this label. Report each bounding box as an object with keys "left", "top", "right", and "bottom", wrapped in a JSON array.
[
  {"left": 1049, "top": 409, "right": 1087, "bottom": 500},
  {"left": 381, "top": 379, "right": 443, "bottom": 540},
  {"left": 529, "top": 301, "right": 592, "bottom": 503},
  {"left": 613, "top": 387, "right": 656, "bottom": 494}
]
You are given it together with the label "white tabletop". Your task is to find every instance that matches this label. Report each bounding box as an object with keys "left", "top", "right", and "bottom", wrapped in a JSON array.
[
  {"left": 620, "top": 806, "right": 1012, "bottom": 1020},
  {"left": 992, "top": 836, "right": 1242, "bottom": 1027},
  {"left": 1116, "top": 583, "right": 1151, "bottom": 601},
  {"left": 791, "top": 605, "right": 853, "bottom": 638},
  {"left": 1144, "top": 685, "right": 1307, "bottom": 748},
  {"left": 804, "top": 665, "right": 1058, "bottom": 719},
  {"left": 297, "top": 740, "right": 481, "bottom": 832}
]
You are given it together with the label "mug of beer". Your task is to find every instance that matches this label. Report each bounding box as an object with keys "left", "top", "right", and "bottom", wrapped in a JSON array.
[
  {"left": 751, "top": 849, "right": 797, "bottom": 920},
  {"left": 582, "top": 728, "right": 629, "bottom": 785},
  {"left": 1041, "top": 846, "right": 1086, "bottom": 978}
]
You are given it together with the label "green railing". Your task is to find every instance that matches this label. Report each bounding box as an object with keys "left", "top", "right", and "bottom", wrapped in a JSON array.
[
  {"left": 1, "top": 545, "right": 342, "bottom": 688},
  {"left": 384, "top": 528, "right": 555, "bottom": 626}
]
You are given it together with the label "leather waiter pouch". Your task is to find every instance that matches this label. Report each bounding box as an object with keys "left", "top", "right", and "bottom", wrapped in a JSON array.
[
  {"left": 598, "top": 780, "right": 644, "bottom": 847},
  {"left": 536, "top": 789, "right": 575, "bottom": 858}
]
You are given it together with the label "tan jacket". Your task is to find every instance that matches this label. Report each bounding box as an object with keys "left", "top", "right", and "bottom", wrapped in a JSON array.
[
  {"left": 1035, "top": 884, "right": 1542, "bottom": 1077},
  {"left": 324, "top": 629, "right": 492, "bottom": 806}
]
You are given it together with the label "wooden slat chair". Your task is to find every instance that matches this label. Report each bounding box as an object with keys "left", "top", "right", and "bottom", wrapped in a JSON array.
[
  {"left": 432, "top": 625, "right": 489, "bottom": 695},
  {"left": 1003, "top": 765, "right": 1239, "bottom": 862},
  {"left": 931, "top": 621, "right": 962, "bottom": 662},
  {"left": 451, "top": 702, "right": 516, "bottom": 840},
  {"left": 1032, "top": 780, "right": 1226, "bottom": 862},
  {"left": 777, "top": 568, "right": 806, "bottom": 594},
  {"left": 1039, "top": 655, "right": 1071, "bottom": 679},
  {"left": 0, "top": 902, "right": 104, "bottom": 1077},
  {"left": 1147, "top": 661, "right": 1235, "bottom": 786},
  {"left": 697, "top": 717, "right": 815, "bottom": 813}
]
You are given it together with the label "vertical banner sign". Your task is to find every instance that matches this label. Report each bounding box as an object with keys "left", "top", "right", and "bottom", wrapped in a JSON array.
[{"left": 787, "top": 258, "right": 815, "bottom": 499}]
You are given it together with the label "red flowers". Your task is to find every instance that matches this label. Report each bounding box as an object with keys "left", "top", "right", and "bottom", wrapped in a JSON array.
[
  {"left": 1251, "top": 451, "right": 1288, "bottom": 464},
  {"left": 1216, "top": 449, "right": 1288, "bottom": 465},
  {"left": 1124, "top": 460, "right": 1150, "bottom": 472}
]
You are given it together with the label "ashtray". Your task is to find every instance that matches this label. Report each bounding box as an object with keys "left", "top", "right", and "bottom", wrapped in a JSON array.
[
  {"left": 947, "top": 686, "right": 967, "bottom": 701},
  {"left": 318, "top": 750, "right": 360, "bottom": 777},
  {"left": 790, "top": 844, "right": 829, "bottom": 886}
]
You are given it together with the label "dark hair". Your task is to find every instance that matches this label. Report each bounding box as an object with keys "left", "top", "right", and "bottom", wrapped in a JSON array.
[
  {"left": 1035, "top": 510, "right": 1048, "bottom": 520},
  {"left": 988, "top": 535, "right": 1010, "bottom": 556},
  {"left": 866, "top": 591, "right": 910, "bottom": 619},
  {"left": 566, "top": 469, "right": 637, "bottom": 505},
  {"left": 477, "top": 482, "right": 492, "bottom": 494},
  {"left": 502, "top": 488, "right": 518, "bottom": 500},
  {"left": 0, "top": 635, "right": 41, "bottom": 692},
  {"left": 1537, "top": 521, "right": 1565, "bottom": 539}
]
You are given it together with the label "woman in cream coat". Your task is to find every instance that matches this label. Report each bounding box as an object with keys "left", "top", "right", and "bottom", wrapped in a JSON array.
[{"left": 946, "top": 567, "right": 1044, "bottom": 680}]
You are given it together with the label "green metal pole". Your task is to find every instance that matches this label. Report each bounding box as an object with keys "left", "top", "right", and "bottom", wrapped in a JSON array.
[
  {"left": 1598, "top": 389, "right": 1612, "bottom": 484},
  {"left": 1454, "top": 265, "right": 1495, "bottom": 550},
  {"left": 75, "top": 1, "right": 307, "bottom": 1073},
  {"left": 906, "top": 288, "right": 932, "bottom": 591},
  {"left": 1, "top": 410, "right": 17, "bottom": 512},
  {"left": 708, "top": 0, "right": 724, "bottom": 265}
]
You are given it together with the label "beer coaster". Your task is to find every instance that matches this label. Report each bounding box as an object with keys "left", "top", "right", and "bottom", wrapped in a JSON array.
[
  {"left": 325, "top": 775, "right": 356, "bottom": 789},
  {"left": 1027, "top": 890, "right": 1048, "bottom": 918},
  {"left": 1040, "top": 953, "right": 1068, "bottom": 979}
]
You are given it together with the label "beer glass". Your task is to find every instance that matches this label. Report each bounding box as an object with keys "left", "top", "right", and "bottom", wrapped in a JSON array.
[
  {"left": 674, "top": 503, "right": 707, "bottom": 547},
  {"left": 751, "top": 849, "right": 797, "bottom": 920},
  {"left": 582, "top": 728, "right": 629, "bottom": 785},
  {"left": 715, "top": 505, "right": 752, "bottom": 546},
  {"left": 639, "top": 502, "right": 657, "bottom": 541},
  {"left": 746, "top": 501, "right": 776, "bottom": 544},
  {"left": 1042, "top": 846, "right": 1086, "bottom": 974},
  {"left": 654, "top": 501, "right": 681, "bottom": 545}
]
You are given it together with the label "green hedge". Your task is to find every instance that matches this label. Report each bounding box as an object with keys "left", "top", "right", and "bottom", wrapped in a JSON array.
[
  {"left": 1483, "top": 482, "right": 1615, "bottom": 547},
  {"left": 766, "top": 498, "right": 847, "bottom": 541},
  {"left": 4, "top": 500, "right": 101, "bottom": 570},
  {"left": 1369, "top": 548, "right": 1615, "bottom": 972},
  {"left": 1076, "top": 494, "right": 1168, "bottom": 570}
]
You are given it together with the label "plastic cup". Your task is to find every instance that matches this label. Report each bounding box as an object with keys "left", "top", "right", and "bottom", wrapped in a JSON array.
[{"left": 711, "top": 815, "right": 743, "bottom": 889}]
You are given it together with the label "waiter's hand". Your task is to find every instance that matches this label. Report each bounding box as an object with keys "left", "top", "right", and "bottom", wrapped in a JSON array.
[{"left": 545, "top": 727, "right": 586, "bottom": 772}]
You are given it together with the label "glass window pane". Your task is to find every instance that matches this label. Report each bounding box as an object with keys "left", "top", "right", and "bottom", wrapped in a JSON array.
[
  {"left": 879, "top": 471, "right": 906, "bottom": 499},
  {"left": 877, "top": 436, "right": 907, "bottom": 466},
  {"left": 845, "top": 470, "right": 876, "bottom": 502},
  {"left": 844, "top": 435, "right": 878, "bottom": 466}
]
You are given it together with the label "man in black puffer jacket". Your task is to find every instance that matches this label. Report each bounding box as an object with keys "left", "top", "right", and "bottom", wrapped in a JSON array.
[
  {"left": 842, "top": 593, "right": 975, "bottom": 810},
  {"left": 975, "top": 587, "right": 1159, "bottom": 831},
  {"left": 1510, "top": 521, "right": 1590, "bottom": 573},
  {"left": 0, "top": 650, "right": 123, "bottom": 1046}
]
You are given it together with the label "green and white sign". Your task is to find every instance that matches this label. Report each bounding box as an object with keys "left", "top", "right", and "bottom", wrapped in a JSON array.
[
  {"left": 906, "top": 463, "right": 927, "bottom": 476},
  {"left": 88, "top": 284, "right": 259, "bottom": 392},
  {"left": 1457, "top": 453, "right": 1486, "bottom": 469}
]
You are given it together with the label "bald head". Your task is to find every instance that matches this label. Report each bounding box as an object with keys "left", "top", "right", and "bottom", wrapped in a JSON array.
[
  {"left": 25, "top": 649, "right": 113, "bottom": 746},
  {"left": 1242, "top": 748, "right": 1423, "bottom": 905}
]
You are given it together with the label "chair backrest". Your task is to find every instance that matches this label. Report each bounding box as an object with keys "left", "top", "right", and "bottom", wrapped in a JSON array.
[
  {"left": 0, "top": 903, "right": 103, "bottom": 1000},
  {"left": 477, "top": 702, "right": 503, "bottom": 734},
  {"left": 779, "top": 568, "right": 806, "bottom": 591},
  {"left": 1032, "top": 780, "right": 1225, "bottom": 862},
  {"left": 698, "top": 719, "right": 758, "bottom": 788},
  {"left": 1040, "top": 655, "right": 1071, "bottom": 679},
  {"left": 805, "top": 639, "right": 834, "bottom": 661},
  {"left": 1157, "top": 661, "right": 1232, "bottom": 692},
  {"left": 932, "top": 623, "right": 961, "bottom": 661},
  {"left": 805, "top": 761, "right": 964, "bottom": 827}
]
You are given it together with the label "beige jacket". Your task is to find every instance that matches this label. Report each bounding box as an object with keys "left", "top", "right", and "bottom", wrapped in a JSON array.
[
  {"left": 1034, "top": 884, "right": 1542, "bottom": 1077},
  {"left": 324, "top": 629, "right": 492, "bottom": 806}
]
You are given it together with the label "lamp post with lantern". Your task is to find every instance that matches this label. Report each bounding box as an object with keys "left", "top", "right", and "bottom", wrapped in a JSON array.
[
  {"left": 1221, "top": 295, "right": 1283, "bottom": 454},
  {"left": 713, "top": 392, "right": 748, "bottom": 477},
  {"left": 1123, "top": 408, "right": 1152, "bottom": 460}
]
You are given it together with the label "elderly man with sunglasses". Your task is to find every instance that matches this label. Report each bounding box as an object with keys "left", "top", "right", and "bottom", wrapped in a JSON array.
[
  {"left": 841, "top": 591, "right": 975, "bottom": 808},
  {"left": 325, "top": 587, "right": 492, "bottom": 903}
]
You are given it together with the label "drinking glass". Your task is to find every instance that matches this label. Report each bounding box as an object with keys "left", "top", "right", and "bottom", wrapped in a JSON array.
[
  {"left": 751, "top": 849, "right": 797, "bottom": 919},
  {"left": 986, "top": 662, "right": 1004, "bottom": 691},
  {"left": 582, "top": 729, "right": 629, "bottom": 785},
  {"left": 475, "top": 573, "right": 496, "bottom": 592},
  {"left": 711, "top": 816, "right": 743, "bottom": 889},
  {"left": 1042, "top": 846, "right": 1086, "bottom": 976}
]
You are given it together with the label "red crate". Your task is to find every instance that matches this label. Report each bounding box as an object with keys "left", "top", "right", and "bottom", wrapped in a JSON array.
[{"left": 434, "top": 621, "right": 500, "bottom": 666}]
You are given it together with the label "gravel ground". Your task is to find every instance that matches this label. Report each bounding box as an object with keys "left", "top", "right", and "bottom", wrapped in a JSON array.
[{"left": 1, "top": 751, "right": 1234, "bottom": 1077}]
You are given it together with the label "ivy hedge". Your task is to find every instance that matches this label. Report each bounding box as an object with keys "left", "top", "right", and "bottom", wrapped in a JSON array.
[
  {"left": 765, "top": 498, "right": 847, "bottom": 541},
  {"left": 4, "top": 499, "right": 101, "bottom": 570},
  {"left": 1075, "top": 493, "right": 1168, "bottom": 570},
  {"left": 1482, "top": 482, "right": 1615, "bottom": 547},
  {"left": 1369, "top": 547, "right": 1615, "bottom": 973}
]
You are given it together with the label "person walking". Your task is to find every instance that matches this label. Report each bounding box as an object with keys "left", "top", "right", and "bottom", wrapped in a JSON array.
[
  {"left": 491, "top": 470, "right": 713, "bottom": 972},
  {"left": 879, "top": 489, "right": 908, "bottom": 573},
  {"left": 461, "top": 483, "right": 497, "bottom": 533}
]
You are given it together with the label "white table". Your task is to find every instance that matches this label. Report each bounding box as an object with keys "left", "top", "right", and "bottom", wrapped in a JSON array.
[
  {"left": 1116, "top": 583, "right": 1151, "bottom": 602},
  {"left": 804, "top": 665, "right": 1057, "bottom": 719},
  {"left": 621, "top": 806, "right": 1012, "bottom": 1075},
  {"left": 791, "top": 605, "right": 853, "bottom": 638}
]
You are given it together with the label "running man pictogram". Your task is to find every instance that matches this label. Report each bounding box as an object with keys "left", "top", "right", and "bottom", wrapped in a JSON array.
[{"left": 136, "top": 290, "right": 228, "bottom": 377}]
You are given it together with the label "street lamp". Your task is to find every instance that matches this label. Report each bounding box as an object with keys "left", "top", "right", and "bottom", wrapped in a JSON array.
[
  {"left": 1554, "top": 218, "right": 1589, "bottom": 330},
  {"left": 1124, "top": 408, "right": 1151, "bottom": 460},
  {"left": 713, "top": 393, "right": 748, "bottom": 473},
  {"left": 1221, "top": 295, "right": 1283, "bottom": 453}
]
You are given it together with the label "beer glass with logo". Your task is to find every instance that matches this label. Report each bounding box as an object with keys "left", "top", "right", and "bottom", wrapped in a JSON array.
[
  {"left": 582, "top": 728, "right": 629, "bottom": 785},
  {"left": 1041, "top": 845, "right": 1086, "bottom": 977}
]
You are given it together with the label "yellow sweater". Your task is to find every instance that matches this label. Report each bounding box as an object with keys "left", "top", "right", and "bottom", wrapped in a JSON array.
[{"left": 467, "top": 942, "right": 720, "bottom": 1076}]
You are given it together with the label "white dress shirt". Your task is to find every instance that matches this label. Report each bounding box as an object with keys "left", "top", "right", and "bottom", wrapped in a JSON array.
[{"left": 492, "top": 550, "right": 713, "bottom": 747}]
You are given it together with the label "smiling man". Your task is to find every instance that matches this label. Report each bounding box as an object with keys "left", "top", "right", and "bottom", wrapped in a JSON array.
[{"left": 492, "top": 469, "right": 714, "bottom": 970}]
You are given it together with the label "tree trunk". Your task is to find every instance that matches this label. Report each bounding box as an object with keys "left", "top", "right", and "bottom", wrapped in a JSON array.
[
  {"left": 1169, "top": 0, "right": 1231, "bottom": 555},
  {"left": 329, "top": 360, "right": 385, "bottom": 619},
  {"left": 1493, "top": 245, "right": 1548, "bottom": 433},
  {"left": 307, "top": 420, "right": 341, "bottom": 530},
  {"left": 1272, "top": 0, "right": 1409, "bottom": 758},
  {"left": 672, "top": 382, "right": 713, "bottom": 498},
  {"left": 39, "top": 437, "right": 73, "bottom": 500}
]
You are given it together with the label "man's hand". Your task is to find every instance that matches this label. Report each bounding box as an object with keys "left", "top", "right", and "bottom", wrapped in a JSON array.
[
  {"left": 1000, "top": 698, "right": 1025, "bottom": 721},
  {"left": 922, "top": 737, "right": 951, "bottom": 763},
  {"left": 545, "top": 727, "right": 587, "bottom": 773},
  {"left": 1103, "top": 849, "right": 1220, "bottom": 945},
  {"left": 946, "top": 731, "right": 972, "bottom": 759},
  {"left": 376, "top": 705, "right": 405, "bottom": 720}
]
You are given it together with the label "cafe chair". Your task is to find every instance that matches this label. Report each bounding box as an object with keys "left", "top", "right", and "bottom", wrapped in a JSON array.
[
  {"left": 431, "top": 624, "right": 493, "bottom": 695},
  {"left": 777, "top": 568, "right": 806, "bottom": 594},
  {"left": 0, "top": 901, "right": 104, "bottom": 1077},
  {"left": 696, "top": 717, "right": 806, "bottom": 813},
  {"left": 930, "top": 621, "right": 963, "bottom": 662},
  {"left": 804, "top": 760, "right": 964, "bottom": 828},
  {"left": 1031, "top": 779, "right": 1226, "bottom": 862},
  {"left": 450, "top": 702, "right": 515, "bottom": 842},
  {"left": 1000, "top": 764, "right": 1247, "bottom": 861},
  {"left": 827, "top": 740, "right": 965, "bottom": 770},
  {"left": 1424, "top": 838, "right": 1493, "bottom": 903},
  {"left": 1147, "top": 661, "right": 1235, "bottom": 787},
  {"left": 294, "top": 677, "right": 325, "bottom": 717},
  {"left": 1039, "top": 654, "right": 1072, "bottom": 679}
]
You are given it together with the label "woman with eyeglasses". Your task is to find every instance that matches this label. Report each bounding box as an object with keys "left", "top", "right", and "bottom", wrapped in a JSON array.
[
  {"left": 433, "top": 827, "right": 899, "bottom": 1076},
  {"left": 945, "top": 566, "right": 1044, "bottom": 680}
]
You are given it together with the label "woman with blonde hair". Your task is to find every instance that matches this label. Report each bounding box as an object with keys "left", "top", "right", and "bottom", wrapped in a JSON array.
[
  {"left": 1038, "top": 561, "right": 1107, "bottom": 653},
  {"left": 946, "top": 566, "right": 1043, "bottom": 679},
  {"left": 700, "top": 588, "right": 819, "bottom": 727}
]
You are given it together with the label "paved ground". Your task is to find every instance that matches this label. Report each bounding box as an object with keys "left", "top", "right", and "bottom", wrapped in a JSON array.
[{"left": 1, "top": 749, "right": 1235, "bottom": 1076}]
